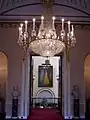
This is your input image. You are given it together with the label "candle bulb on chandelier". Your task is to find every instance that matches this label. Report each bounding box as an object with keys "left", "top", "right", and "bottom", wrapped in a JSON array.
[
  {"left": 25, "top": 21, "right": 28, "bottom": 33},
  {"left": 20, "top": 24, "right": 23, "bottom": 34},
  {"left": 52, "top": 16, "right": 55, "bottom": 30},
  {"left": 33, "top": 18, "right": 36, "bottom": 31},
  {"left": 20, "top": 23, "right": 23, "bottom": 30},
  {"left": 62, "top": 18, "right": 64, "bottom": 31},
  {"left": 68, "top": 21, "right": 70, "bottom": 33},
  {"left": 19, "top": 24, "right": 23, "bottom": 35},
  {"left": 41, "top": 16, "right": 44, "bottom": 29},
  {"left": 19, "top": 27, "right": 22, "bottom": 39},
  {"left": 71, "top": 25, "right": 74, "bottom": 36}
]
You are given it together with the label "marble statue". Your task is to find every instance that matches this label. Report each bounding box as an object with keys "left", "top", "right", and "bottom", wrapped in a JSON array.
[
  {"left": 11, "top": 86, "right": 20, "bottom": 99},
  {"left": 71, "top": 85, "right": 80, "bottom": 99}
]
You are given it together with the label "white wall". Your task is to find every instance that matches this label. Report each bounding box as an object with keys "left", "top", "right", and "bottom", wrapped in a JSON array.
[{"left": 32, "top": 56, "right": 60, "bottom": 98}]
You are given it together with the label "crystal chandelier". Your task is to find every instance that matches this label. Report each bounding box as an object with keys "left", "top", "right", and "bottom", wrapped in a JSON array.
[{"left": 18, "top": 1, "right": 76, "bottom": 57}]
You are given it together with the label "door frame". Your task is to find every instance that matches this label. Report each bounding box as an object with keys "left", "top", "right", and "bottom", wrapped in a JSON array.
[{"left": 29, "top": 53, "right": 63, "bottom": 114}]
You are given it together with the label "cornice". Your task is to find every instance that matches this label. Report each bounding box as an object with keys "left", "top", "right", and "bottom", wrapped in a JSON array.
[{"left": 0, "top": 22, "right": 90, "bottom": 30}]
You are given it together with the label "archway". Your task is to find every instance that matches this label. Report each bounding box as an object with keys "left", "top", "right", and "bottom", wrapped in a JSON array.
[
  {"left": 36, "top": 88, "right": 55, "bottom": 103},
  {"left": 84, "top": 54, "right": 90, "bottom": 117},
  {"left": 0, "top": 51, "right": 8, "bottom": 112},
  {"left": 84, "top": 54, "right": 90, "bottom": 99},
  {"left": 36, "top": 88, "right": 55, "bottom": 98},
  {"left": 34, "top": 89, "right": 55, "bottom": 108}
]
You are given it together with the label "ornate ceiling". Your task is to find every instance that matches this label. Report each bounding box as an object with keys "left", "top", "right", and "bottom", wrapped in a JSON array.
[{"left": 0, "top": 0, "right": 90, "bottom": 22}]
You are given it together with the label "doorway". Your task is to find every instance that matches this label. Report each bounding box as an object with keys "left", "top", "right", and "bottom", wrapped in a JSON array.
[{"left": 29, "top": 55, "right": 63, "bottom": 114}]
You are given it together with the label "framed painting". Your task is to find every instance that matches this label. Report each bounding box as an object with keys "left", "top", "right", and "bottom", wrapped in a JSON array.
[{"left": 38, "top": 65, "right": 53, "bottom": 87}]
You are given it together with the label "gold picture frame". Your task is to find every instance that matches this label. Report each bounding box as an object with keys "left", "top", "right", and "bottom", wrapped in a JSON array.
[{"left": 38, "top": 65, "right": 53, "bottom": 87}]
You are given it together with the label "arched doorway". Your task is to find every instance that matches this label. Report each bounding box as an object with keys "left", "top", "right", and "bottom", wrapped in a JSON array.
[
  {"left": 0, "top": 51, "right": 8, "bottom": 113},
  {"left": 84, "top": 54, "right": 90, "bottom": 118}
]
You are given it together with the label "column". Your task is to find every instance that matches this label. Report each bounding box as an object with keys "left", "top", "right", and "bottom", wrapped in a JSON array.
[
  {"left": 63, "top": 51, "right": 67, "bottom": 118},
  {"left": 25, "top": 50, "right": 30, "bottom": 117},
  {"left": 63, "top": 48, "right": 71, "bottom": 119},
  {"left": 20, "top": 58, "right": 26, "bottom": 117},
  {"left": 67, "top": 49, "right": 71, "bottom": 118}
]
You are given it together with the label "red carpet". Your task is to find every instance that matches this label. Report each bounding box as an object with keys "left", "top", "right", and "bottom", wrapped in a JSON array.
[{"left": 27, "top": 108, "right": 64, "bottom": 120}]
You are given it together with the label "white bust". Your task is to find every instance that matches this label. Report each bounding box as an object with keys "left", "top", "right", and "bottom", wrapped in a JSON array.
[
  {"left": 11, "top": 86, "right": 20, "bottom": 99},
  {"left": 71, "top": 85, "right": 80, "bottom": 99}
]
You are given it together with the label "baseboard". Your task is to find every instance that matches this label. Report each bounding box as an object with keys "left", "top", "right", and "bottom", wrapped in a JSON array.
[
  {"left": 6, "top": 118, "right": 27, "bottom": 120},
  {"left": 5, "top": 115, "right": 85, "bottom": 120},
  {"left": 6, "top": 116, "right": 27, "bottom": 120},
  {"left": 64, "top": 116, "right": 85, "bottom": 120},
  {"left": 65, "top": 116, "right": 72, "bottom": 119},
  {"left": 65, "top": 118, "right": 85, "bottom": 120}
]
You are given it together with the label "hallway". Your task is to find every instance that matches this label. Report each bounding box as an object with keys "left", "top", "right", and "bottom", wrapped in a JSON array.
[{"left": 27, "top": 108, "right": 64, "bottom": 120}]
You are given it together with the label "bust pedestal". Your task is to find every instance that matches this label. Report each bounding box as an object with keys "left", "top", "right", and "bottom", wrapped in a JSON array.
[
  {"left": 12, "top": 98, "right": 18, "bottom": 118},
  {"left": 73, "top": 98, "right": 80, "bottom": 119}
]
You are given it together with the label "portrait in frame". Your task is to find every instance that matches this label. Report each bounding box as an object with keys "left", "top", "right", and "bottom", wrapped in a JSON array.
[{"left": 38, "top": 65, "right": 53, "bottom": 87}]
